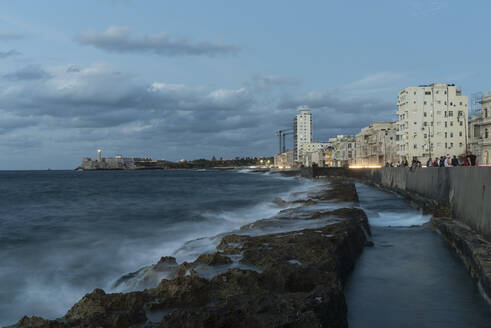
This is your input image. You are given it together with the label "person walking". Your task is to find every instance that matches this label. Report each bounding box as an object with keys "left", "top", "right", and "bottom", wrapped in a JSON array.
[
  {"left": 432, "top": 158, "right": 439, "bottom": 167},
  {"left": 426, "top": 158, "right": 432, "bottom": 167},
  {"left": 444, "top": 155, "right": 452, "bottom": 167}
]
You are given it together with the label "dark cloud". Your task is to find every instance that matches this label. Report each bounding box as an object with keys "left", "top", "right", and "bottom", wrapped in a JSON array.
[
  {"left": 0, "top": 49, "right": 21, "bottom": 59},
  {"left": 0, "top": 31, "right": 23, "bottom": 41},
  {"left": 66, "top": 65, "right": 80, "bottom": 73},
  {"left": 3, "top": 65, "right": 52, "bottom": 81},
  {"left": 0, "top": 63, "right": 398, "bottom": 166},
  {"left": 74, "top": 26, "right": 240, "bottom": 57}
]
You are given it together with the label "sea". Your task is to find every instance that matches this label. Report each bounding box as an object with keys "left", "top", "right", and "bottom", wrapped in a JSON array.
[
  {"left": 0, "top": 169, "right": 321, "bottom": 326},
  {"left": 1, "top": 170, "right": 490, "bottom": 327}
]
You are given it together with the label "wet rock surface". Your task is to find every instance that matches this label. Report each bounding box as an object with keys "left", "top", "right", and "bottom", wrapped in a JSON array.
[
  {"left": 433, "top": 217, "right": 491, "bottom": 303},
  {"left": 14, "top": 181, "right": 370, "bottom": 328}
]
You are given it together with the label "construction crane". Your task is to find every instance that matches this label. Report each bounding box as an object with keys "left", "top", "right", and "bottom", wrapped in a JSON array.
[{"left": 275, "top": 129, "right": 293, "bottom": 153}]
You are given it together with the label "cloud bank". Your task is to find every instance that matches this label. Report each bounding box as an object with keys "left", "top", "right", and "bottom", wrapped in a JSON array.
[{"left": 74, "top": 26, "right": 240, "bottom": 57}]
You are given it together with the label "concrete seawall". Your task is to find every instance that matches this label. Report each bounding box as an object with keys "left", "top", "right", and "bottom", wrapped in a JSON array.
[
  {"left": 305, "top": 167, "right": 491, "bottom": 242},
  {"left": 304, "top": 166, "right": 491, "bottom": 304}
]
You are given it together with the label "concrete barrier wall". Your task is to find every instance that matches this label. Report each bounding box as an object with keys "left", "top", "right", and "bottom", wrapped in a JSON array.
[{"left": 308, "top": 167, "right": 491, "bottom": 241}]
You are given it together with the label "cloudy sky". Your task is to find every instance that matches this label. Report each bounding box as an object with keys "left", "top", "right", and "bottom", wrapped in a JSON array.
[{"left": 0, "top": 0, "right": 490, "bottom": 169}]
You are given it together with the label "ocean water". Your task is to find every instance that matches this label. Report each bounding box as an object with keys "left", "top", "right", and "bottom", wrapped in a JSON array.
[{"left": 0, "top": 170, "right": 320, "bottom": 326}]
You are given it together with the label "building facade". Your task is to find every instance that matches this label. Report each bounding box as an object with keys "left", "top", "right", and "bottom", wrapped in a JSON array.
[
  {"left": 480, "top": 93, "right": 491, "bottom": 164},
  {"left": 469, "top": 92, "right": 491, "bottom": 165},
  {"left": 354, "top": 122, "right": 398, "bottom": 166},
  {"left": 396, "top": 83, "right": 468, "bottom": 162},
  {"left": 293, "top": 108, "right": 313, "bottom": 162},
  {"left": 329, "top": 135, "right": 355, "bottom": 167},
  {"left": 274, "top": 150, "right": 295, "bottom": 168}
]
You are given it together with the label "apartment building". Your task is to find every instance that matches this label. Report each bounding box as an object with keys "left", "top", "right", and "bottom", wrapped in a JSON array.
[
  {"left": 355, "top": 122, "right": 398, "bottom": 166},
  {"left": 329, "top": 135, "right": 355, "bottom": 167},
  {"left": 293, "top": 107, "right": 313, "bottom": 162},
  {"left": 480, "top": 93, "right": 491, "bottom": 164},
  {"left": 396, "top": 83, "right": 468, "bottom": 162},
  {"left": 469, "top": 92, "right": 491, "bottom": 165}
]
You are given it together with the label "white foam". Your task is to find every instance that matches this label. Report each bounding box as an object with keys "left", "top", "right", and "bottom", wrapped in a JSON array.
[{"left": 367, "top": 211, "right": 431, "bottom": 227}]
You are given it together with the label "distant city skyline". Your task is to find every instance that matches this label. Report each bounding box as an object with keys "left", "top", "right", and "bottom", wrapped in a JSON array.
[{"left": 1, "top": 0, "right": 491, "bottom": 169}]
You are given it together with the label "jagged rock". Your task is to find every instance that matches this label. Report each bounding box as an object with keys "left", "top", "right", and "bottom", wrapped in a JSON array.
[
  {"left": 16, "top": 316, "right": 55, "bottom": 328},
  {"left": 272, "top": 197, "right": 289, "bottom": 207},
  {"left": 194, "top": 253, "right": 233, "bottom": 265}
]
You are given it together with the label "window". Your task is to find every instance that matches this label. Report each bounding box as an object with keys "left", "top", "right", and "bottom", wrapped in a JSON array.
[
  {"left": 450, "top": 121, "right": 453, "bottom": 127},
  {"left": 424, "top": 112, "right": 427, "bottom": 117},
  {"left": 414, "top": 144, "right": 417, "bottom": 149},
  {"left": 445, "top": 111, "right": 448, "bottom": 117},
  {"left": 445, "top": 142, "right": 448, "bottom": 148},
  {"left": 460, "top": 102, "right": 463, "bottom": 106},
  {"left": 424, "top": 134, "right": 427, "bottom": 139},
  {"left": 450, "top": 132, "right": 454, "bottom": 138},
  {"left": 425, "top": 91, "right": 431, "bottom": 95},
  {"left": 424, "top": 101, "right": 427, "bottom": 105},
  {"left": 436, "top": 91, "right": 439, "bottom": 94},
  {"left": 445, "top": 122, "right": 447, "bottom": 127},
  {"left": 449, "top": 111, "right": 453, "bottom": 117},
  {"left": 460, "top": 121, "right": 463, "bottom": 126},
  {"left": 445, "top": 132, "right": 448, "bottom": 138},
  {"left": 424, "top": 122, "right": 427, "bottom": 126},
  {"left": 459, "top": 132, "right": 462, "bottom": 137},
  {"left": 450, "top": 142, "right": 453, "bottom": 148},
  {"left": 460, "top": 142, "right": 463, "bottom": 147},
  {"left": 450, "top": 102, "right": 453, "bottom": 106},
  {"left": 486, "top": 129, "right": 489, "bottom": 139},
  {"left": 485, "top": 109, "right": 488, "bottom": 118}
]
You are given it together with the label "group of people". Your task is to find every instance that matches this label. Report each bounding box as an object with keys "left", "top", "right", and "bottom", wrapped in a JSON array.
[
  {"left": 386, "top": 152, "right": 478, "bottom": 169},
  {"left": 425, "top": 152, "right": 477, "bottom": 167}
]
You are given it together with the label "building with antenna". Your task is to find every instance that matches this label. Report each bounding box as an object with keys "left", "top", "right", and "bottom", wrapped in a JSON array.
[
  {"left": 396, "top": 83, "right": 468, "bottom": 162},
  {"left": 293, "top": 107, "right": 312, "bottom": 162}
]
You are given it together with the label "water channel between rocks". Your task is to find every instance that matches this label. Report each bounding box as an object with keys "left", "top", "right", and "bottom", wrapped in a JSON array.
[{"left": 345, "top": 183, "right": 491, "bottom": 328}]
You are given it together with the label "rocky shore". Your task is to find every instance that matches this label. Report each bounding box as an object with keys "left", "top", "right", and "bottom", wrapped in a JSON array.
[{"left": 13, "top": 180, "right": 371, "bottom": 328}]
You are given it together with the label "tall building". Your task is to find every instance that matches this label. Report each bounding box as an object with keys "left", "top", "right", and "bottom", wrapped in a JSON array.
[
  {"left": 293, "top": 107, "right": 312, "bottom": 162},
  {"left": 396, "top": 83, "right": 468, "bottom": 162}
]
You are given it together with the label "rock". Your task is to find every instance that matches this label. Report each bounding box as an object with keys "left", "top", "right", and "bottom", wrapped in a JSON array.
[
  {"left": 157, "top": 256, "right": 178, "bottom": 266},
  {"left": 16, "top": 316, "right": 54, "bottom": 328},
  {"left": 272, "top": 197, "right": 289, "bottom": 207},
  {"left": 194, "top": 253, "right": 233, "bottom": 265},
  {"left": 365, "top": 240, "right": 375, "bottom": 247}
]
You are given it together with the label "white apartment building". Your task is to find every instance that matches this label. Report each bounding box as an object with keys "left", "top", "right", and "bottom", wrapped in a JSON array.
[
  {"left": 293, "top": 107, "right": 312, "bottom": 162},
  {"left": 396, "top": 83, "right": 468, "bottom": 162}
]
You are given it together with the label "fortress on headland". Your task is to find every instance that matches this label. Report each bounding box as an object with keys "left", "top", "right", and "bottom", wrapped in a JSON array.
[{"left": 78, "top": 150, "right": 171, "bottom": 170}]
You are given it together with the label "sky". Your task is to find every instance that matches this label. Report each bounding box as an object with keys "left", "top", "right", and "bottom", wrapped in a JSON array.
[{"left": 0, "top": 0, "right": 490, "bottom": 169}]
